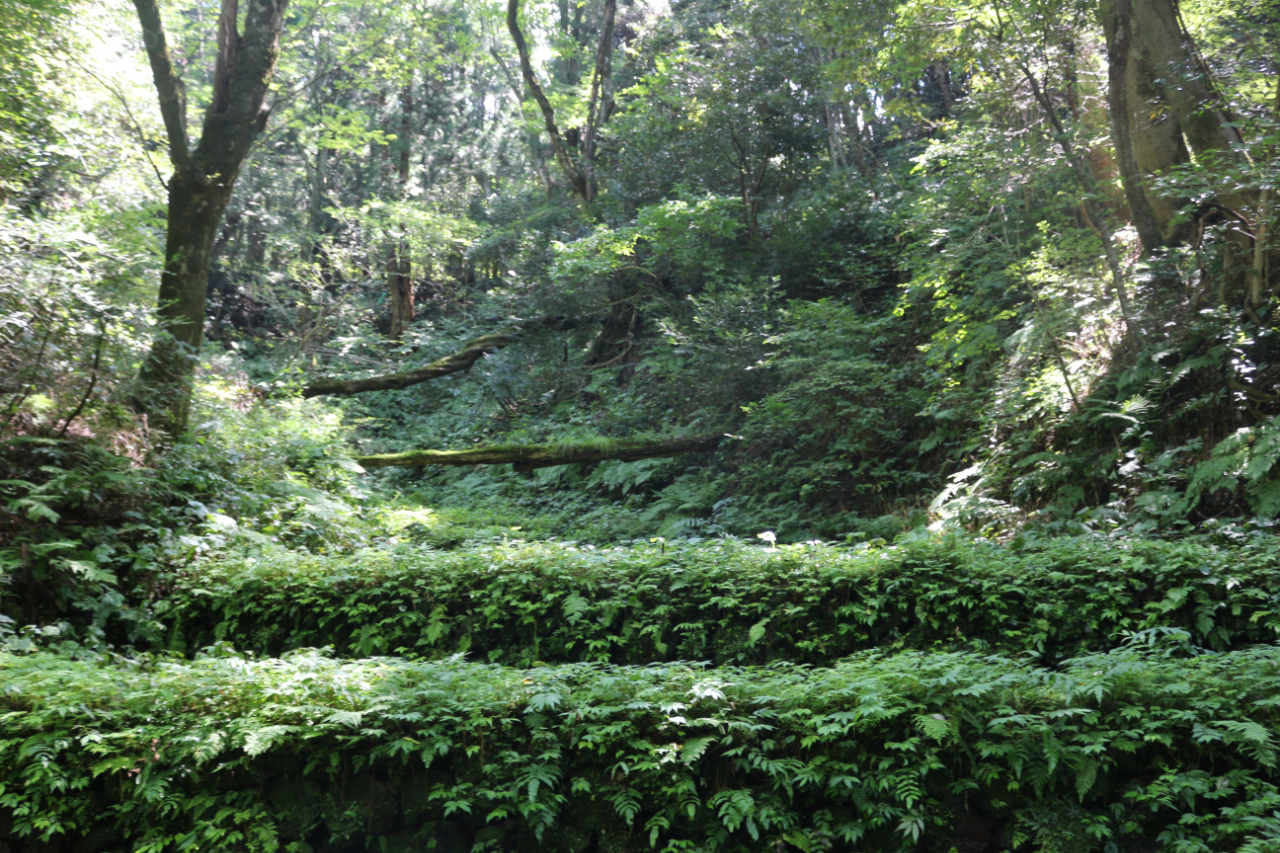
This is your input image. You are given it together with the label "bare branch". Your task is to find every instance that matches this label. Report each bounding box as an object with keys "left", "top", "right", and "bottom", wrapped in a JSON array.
[{"left": 302, "top": 333, "right": 514, "bottom": 398}]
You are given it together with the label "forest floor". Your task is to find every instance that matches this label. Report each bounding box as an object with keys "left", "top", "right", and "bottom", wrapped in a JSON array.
[{"left": 5, "top": 490, "right": 1280, "bottom": 851}]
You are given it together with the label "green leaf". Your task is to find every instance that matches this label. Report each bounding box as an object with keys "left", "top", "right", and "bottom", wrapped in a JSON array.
[{"left": 680, "top": 736, "right": 714, "bottom": 764}]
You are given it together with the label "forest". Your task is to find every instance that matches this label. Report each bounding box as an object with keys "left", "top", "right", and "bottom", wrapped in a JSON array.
[{"left": 4, "top": 0, "right": 1280, "bottom": 848}]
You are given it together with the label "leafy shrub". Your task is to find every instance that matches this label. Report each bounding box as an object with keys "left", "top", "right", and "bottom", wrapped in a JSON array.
[
  {"left": 735, "top": 303, "right": 957, "bottom": 522},
  {"left": 162, "top": 535, "right": 1280, "bottom": 665},
  {"left": 0, "top": 371, "right": 371, "bottom": 643},
  {"left": 2, "top": 642, "right": 1280, "bottom": 852}
]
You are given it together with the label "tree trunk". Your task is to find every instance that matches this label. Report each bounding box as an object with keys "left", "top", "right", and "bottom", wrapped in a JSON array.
[
  {"left": 1123, "top": 0, "right": 1255, "bottom": 300},
  {"left": 1247, "top": 75, "right": 1279, "bottom": 306},
  {"left": 388, "top": 249, "right": 414, "bottom": 340},
  {"left": 132, "top": 0, "right": 289, "bottom": 435},
  {"left": 581, "top": 0, "right": 615, "bottom": 193},
  {"left": 388, "top": 82, "right": 415, "bottom": 340},
  {"left": 138, "top": 174, "right": 235, "bottom": 429},
  {"left": 1101, "top": 0, "right": 1168, "bottom": 255},
  {"left": 358, "top": 434, "right": 723, "bottom": 471},
  {"left": 1101, "top": 0, "right": 1191, "bottom": 247},
  {"left": 302, "top": 143, "right": 330, "bottom": 258},
  {"left": 1129, "top": 0, "right": 1240, "bottom": 160},
  {"left": 507, "top": 0, "right": 614, "bottom": 204}
]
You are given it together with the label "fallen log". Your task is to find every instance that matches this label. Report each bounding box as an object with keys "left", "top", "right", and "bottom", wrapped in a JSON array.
[
  {"left": 302, "top": 333, "right": 514, "bottom": 398},
  {"left": 357, "top": 434, "right": 723, "bottom": 471}
]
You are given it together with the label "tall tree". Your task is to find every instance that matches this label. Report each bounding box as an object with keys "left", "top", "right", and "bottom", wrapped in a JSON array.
[
  {"left": 507, "top": 0, "right": 615, "bottom": 204},
  {"left": 1102, "top": 0, "right": 1269, "bottom": 301},
  {"left": 132, "top": 0, "right": 289, "bottom": 434}
]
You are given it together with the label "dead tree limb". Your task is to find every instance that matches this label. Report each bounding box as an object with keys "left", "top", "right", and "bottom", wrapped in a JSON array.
[
  {"left": 358, "top": 434, "right": 723, "bottom": 472},
  {"left": 302, "top": 333, "right": 513, "bottom": 398}
]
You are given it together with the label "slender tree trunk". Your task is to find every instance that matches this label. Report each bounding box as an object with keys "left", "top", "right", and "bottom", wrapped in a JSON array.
[
  {"left": 1246, "top": 76, "right": 1279, "bottom": 306},
  {"left": 303, "top": 144, "right": 329, "bottom": 257},
  {"left": 388, "top": 82, "right": 415, "bottom": 340},
  {"left": 1018, "top": 61, "right": 1133, "bottom": 324},
  {"left": 507, "top": 0, "right": 614, "bottom": 204},
  {"left": 841, "top": 103, "right": 871, "bottom": 182},
  {"left": 824, "top": 102, "right": 846, "bottom": 169},
  {"left": 508, "top": 0, "right": 588, "bottom": 200},
  {"left": 581, "top": 0, "right": 616, "bottom": 193}
]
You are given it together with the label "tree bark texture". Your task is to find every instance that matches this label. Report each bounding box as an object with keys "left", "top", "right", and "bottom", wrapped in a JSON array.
[
  {"left": 133, "top": 0, "right": 289, "bottom": 434},
  {"left": 1101, "top": 0, "right": 1197, "bottom": 249},
  {"left": 357, "top": 434, "right": 723, "bottom": 471},
  {"left": 1118, "top": 0, "right": 1260, "bottom": 301},
  {"left": 302, "top": 333, "right": 514, "bottom": 398},
  {"left": 1104, "top": 0, "right": 1255, "bottom": 241},
  {"left": 1100, "top": 0, "right": 1171, "bottom": 254},
  {"left": 1125, "top": 0, "right": 1240, "bottom": 160}
]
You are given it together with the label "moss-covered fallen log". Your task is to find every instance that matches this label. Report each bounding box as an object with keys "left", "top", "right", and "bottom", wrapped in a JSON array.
[
  {"left": 357, "top": 433, "right": 723, "bottom": 470},
  {"left": 162, "top": 536, "right": 1280, "bottom": 665},
  {"left": 302, "top": 333, "right": 514, "bottom": 398},
  {"left": 3, "top": 645, "right": 1279, "bottom": 853}
]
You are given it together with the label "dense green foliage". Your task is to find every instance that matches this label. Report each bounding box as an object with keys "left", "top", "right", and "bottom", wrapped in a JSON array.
[
  {"left": 166, "top": 536, "right": 1280, "bottom": 666},
  {"left": 5, "top": 0, "right": 1280, "bottom": 849},
  {"left": 6, "top": 642, "right": 1280, "bottom": 853}
]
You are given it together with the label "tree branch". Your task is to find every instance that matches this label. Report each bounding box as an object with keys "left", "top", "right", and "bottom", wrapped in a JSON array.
[
  {"left": 302, "top": 333, "right": 514, "bottom": 398},
  {"left": 131, "top": 0, "right": 191, "bottom": 171},
  {"left": 212, "top": 0, "right": 240, "bottom": 115}
]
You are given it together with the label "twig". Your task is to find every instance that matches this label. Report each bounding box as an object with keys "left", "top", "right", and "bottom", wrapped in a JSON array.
[
  {"left": 5, "top": 325, "right": 53, "bottom": 428},
  {"left": 58, "top": 328, "right": 106, "bottom": 438},
  {"left": 69, "top": 57, "right": 169, "bottom": 191}
]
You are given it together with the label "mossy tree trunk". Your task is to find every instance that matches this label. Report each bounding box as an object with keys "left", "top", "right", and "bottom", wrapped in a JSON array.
[{"left": 357, "top": 434, "right": 722, "bottom": 472}]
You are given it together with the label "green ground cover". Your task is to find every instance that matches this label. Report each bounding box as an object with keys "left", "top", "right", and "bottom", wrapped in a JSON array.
[
  {"left": 163, "top": 536, "right": 1280, "bottom": 666},
  {"left": 3, "top": 641, "right": 1280, "bottom": 852}
]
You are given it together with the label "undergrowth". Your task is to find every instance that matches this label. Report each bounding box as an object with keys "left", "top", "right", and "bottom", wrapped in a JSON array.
[{"left": 4, "top": 639, "right": 1280, "bottom": 852}]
